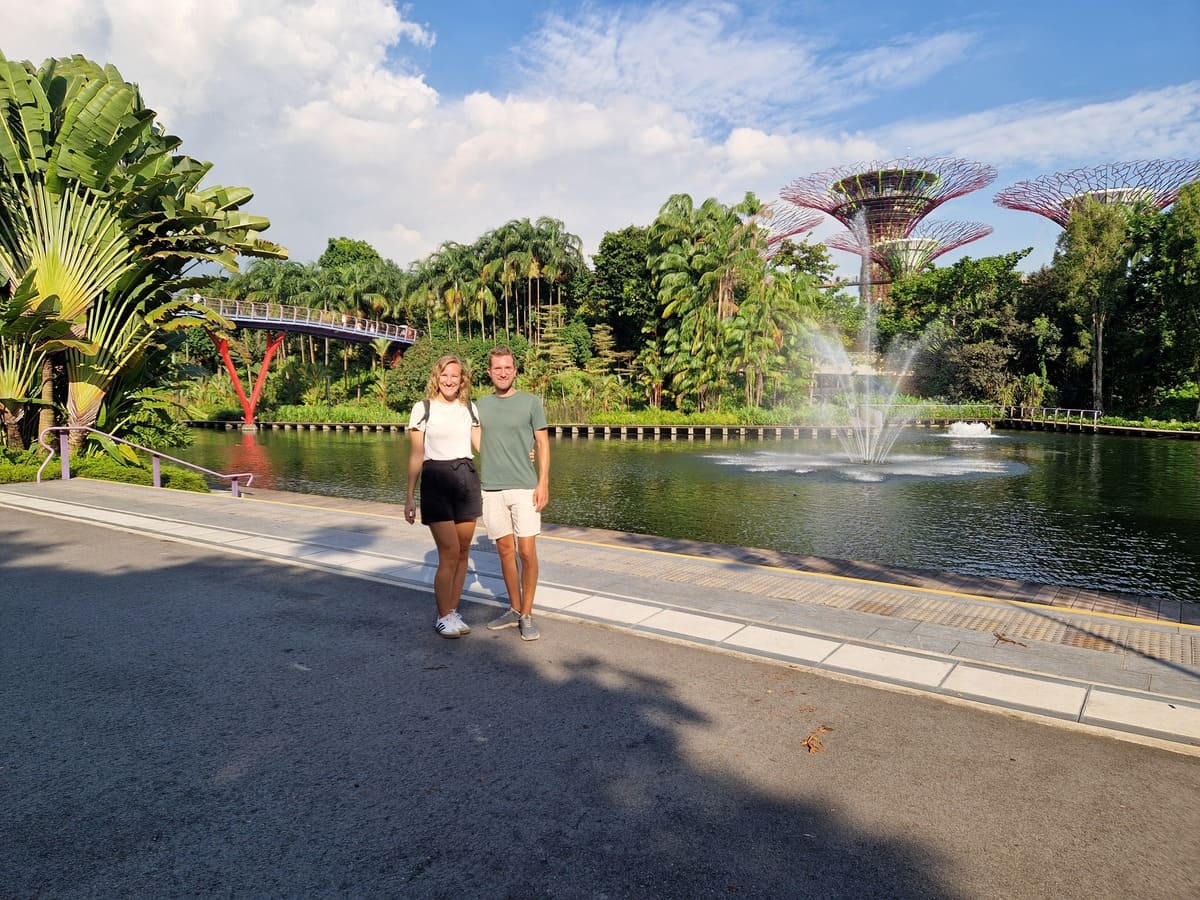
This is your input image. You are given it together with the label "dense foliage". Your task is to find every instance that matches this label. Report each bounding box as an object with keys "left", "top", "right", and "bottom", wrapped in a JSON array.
[
  {"left": 6, "top": 53, "right": 1198, "bottom": 461},
  {"left": 0, "top": 52, "right": 284, "bottom": 456},
  {"left": 177, "top": 183, "right": 1200, "bottom": 428}
]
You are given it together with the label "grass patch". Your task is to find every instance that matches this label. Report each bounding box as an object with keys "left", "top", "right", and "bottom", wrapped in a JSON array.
[
  {"left": 263, "top": 403, "right": 408, "bottom": 424},
  {"left": 0, "top": 450, "right": 210, "bottom": 492}
]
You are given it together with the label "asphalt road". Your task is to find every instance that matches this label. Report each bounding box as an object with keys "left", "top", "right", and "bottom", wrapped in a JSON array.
[{"left": 3, "top": 513, "right": 1198, "bottom": 899}]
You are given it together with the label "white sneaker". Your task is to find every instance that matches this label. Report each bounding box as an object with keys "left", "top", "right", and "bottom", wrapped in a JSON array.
[
  {"left": 450, "top": 609, "right": 470, "bottom": 635},
  {"left": 434, "top": 613, "right": 465, "bottom": 638}
]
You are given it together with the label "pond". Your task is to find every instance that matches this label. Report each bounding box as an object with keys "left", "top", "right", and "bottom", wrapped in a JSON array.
[{"left": 175, "top": 426, "right": 1200, "bottom": 604}]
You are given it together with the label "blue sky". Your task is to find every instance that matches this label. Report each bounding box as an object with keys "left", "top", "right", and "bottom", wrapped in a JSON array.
[{"left": 3, "top": 0, "right": 1198, "bottom": 276}]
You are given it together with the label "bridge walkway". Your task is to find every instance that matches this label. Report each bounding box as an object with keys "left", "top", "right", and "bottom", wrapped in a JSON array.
[{"left": 199, "top": 296, "right": 420, "bottom": 345}]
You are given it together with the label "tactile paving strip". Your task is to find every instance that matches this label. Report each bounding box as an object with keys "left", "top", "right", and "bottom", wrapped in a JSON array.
[{"left": 546, "top": 542, "right": 1200, "bottom": 666}]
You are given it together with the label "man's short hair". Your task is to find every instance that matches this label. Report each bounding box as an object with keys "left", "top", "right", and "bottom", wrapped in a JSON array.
[{"left": 488, "top": 345, "right": 516, "bottom": 367}]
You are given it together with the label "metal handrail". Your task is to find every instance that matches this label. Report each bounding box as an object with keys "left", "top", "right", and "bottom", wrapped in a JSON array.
[
  {"left": 1009, "top": 406, "right": 1100, "bottom": 427},
  {"left": 201, "top": 297, "right": 421, "bottom": 343},
  {"left": 37, "top": 426, "right": 254, "bottom": 497}
]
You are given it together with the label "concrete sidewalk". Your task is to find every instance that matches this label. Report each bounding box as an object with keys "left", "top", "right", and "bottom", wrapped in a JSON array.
[{"left": 2, "top": 478, "right": 1198, "bottom": 749}]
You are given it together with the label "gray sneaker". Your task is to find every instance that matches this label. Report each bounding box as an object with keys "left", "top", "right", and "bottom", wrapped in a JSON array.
[
  {"left": 487, "top": 607, "right": 521, "bottom": 630},
  {"left": 519, "top": 614, "right": 540, "bottom": 641}
]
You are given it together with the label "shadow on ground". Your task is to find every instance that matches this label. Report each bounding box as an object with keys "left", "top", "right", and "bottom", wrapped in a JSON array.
[
  {"left": 4, "top": 519, "right": 1199, "bottom": 899},
  {"left": 0, "top": 524, "right": 952, "bottom": 898}
]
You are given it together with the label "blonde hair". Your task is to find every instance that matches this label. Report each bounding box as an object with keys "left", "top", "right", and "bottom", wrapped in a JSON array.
[{"left": 424, "top": 355, "right": 472, "bottom": 403}]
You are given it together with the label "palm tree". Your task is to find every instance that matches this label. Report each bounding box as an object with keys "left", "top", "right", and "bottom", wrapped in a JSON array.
[
  {"left": 647, "top": 193, "right": 766, "bottom": 410},
  {"left": 535, "top": 216, "right": 584, "bottom": 332},
  {"left": 0, "top": 53, "right": 285, "bottom": 448},
  {"left": 728, "top": 267, "right": 817, "bottom": 406},
  {"left": 0, "top": 274, "right": 92, "bottom": 446},
  {"left": 432, "top": 242, "right": 475, "bottom": 340}
]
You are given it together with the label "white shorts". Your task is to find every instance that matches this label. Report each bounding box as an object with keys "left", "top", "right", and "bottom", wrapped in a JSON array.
[{"left": 481, "top": 489, "right": 541, "bottom": 539}]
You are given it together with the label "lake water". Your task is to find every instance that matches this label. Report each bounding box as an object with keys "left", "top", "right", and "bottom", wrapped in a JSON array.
[{"left": 177, "top": 426, "right": 1200, "bottom": 604}]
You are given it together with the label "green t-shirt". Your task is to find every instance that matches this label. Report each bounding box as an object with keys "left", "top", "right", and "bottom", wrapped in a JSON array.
[{"left": 476, "top": 391, "right": 547, "bottom": 490}]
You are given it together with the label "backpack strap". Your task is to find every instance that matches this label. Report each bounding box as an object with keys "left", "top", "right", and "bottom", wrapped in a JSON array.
[{"left": 420, "top": 398, "right": 478, "bottom": 427}]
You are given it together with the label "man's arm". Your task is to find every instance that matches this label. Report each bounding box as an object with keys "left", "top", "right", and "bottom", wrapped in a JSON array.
[{"left": 532, "top": 428, "right": 550, "bottom": 511}]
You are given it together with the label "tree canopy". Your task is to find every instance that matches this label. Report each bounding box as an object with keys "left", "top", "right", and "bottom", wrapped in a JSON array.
[{"left": 0, "top": 52, "right": 285, "bottom": 448}]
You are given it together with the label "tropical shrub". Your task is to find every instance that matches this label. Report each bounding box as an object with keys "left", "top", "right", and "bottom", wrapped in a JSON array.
[
  {"left": 0, "top": 447, "right": 42, "bottom": 482},
  {"left": 266, "top": 403, "right": 407, "bottom": 424},
  {"left": 0, "top": 52, "right": 285, "bottom": 451},
  {"left": 70, "top": 456, "right": 209, "bottom": 491}
]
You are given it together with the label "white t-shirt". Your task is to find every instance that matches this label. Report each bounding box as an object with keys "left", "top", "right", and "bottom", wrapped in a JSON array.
[{"left": 407, "top": 399, "right": 477, "bottom": 460}]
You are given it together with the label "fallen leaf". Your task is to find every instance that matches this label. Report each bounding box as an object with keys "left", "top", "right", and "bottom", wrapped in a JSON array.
[
  {"left": 993, "top": 631, "right": 1028, "bottom": 648},
  {"left": 801, "top": 725, "right": 833, "bottom": 753}
]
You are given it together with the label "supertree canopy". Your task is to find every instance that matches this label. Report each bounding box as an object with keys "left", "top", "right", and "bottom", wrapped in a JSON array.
[
  {"left": 824, "top": 219, "right": 994, "bottom": 279},
  {"left": 994, "top": 159, "right": 1200, "bottom": 227},
  {"left": 764, "top": 203, "right": 824, "bottom": 256},
  {"left": 780, "top": 156, "right": 997, "bottom": 248}
]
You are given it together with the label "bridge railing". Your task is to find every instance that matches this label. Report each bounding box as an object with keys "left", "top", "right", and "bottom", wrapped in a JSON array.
[
  {"left": 37, "top": 426, "right": 254, "bottom": 497},
  {"left": 202, "top": 297, "right": 421, "bottom": 343},
  {"left": 1005, "top": 406, "right": 1100, "bottom": 428}
]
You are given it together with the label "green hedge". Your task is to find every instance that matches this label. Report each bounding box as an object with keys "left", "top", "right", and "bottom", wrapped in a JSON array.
[
  {"left": 71, "top": 457, "right": 210, "bottom": 491},
  {"left": 1098, "top": 416, "right": 1200, "bottom": 432},
  {"left": 0, "top": 452, "right": 210, "bottom": 492},
  {"left": 264, "top": 403, "right": 408, "bottom": 424}
]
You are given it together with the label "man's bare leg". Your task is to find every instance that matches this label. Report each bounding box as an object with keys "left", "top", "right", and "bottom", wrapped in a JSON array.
[{"left": 516, "top": 536, "right": 539, "bottom": 615}]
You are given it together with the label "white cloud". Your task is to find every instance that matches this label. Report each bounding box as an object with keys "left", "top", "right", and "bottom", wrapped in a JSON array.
[
  {"left": 716, "top": 128, "right": 878, "bottom": 188},
  {"left": 833, "top": 31, "right": 975, "bottom": 97},
  {"left": 0, "top": 0, "right": 108, "bottom": 65},
  {"left": 519, "top": 1, "right": 824, "bottom": 129},
  {"left": 1, "top": 0, "right": 1195, "bottom": 279},
  {"left": 885, "top": 83, "right": 1200, "bottom": 168},
  {"left": 518, "top": 1, "right": 976, "bottom": 128}
]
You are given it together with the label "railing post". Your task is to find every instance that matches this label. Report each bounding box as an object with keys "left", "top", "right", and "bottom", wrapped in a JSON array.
[
  {"left": 230, "top": 477, "right": 241, "bottom": 498},
  {"left": 59, "top": 432, "right": 71, "bottom": 481},
  {"left": 152, "top": 455, "right": 162, "bottom": 488}
]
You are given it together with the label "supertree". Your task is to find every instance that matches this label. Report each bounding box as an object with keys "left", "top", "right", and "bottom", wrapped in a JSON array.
[
  {"left": 824, "top": 219, "right": 994, "bottom": 280},
  {"left": 780, "top": 156, "right": 996, "bottom": 297},
  {"left": 780, "top": 156, "right": 997, "bottom": 249},
  {"left": 994, "top": 159, "right": 1200, "bottom": 227},
  {"left": 763, "top": 202, "right": 824, "bottom": 258}
]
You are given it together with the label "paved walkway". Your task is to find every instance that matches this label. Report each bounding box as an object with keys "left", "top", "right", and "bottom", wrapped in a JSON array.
[{"left": 3, "top": 478, "right": 1199, "bottom": 749}]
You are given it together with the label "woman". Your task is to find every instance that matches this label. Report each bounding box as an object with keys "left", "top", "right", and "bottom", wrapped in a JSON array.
[{"left": 404, "top": 355, "right": 482, "bottom": 638}]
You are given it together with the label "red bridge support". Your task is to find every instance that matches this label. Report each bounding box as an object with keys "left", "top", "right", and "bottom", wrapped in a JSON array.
[{"left": 209, "top": 332, "right": 286, "bottom": 428}]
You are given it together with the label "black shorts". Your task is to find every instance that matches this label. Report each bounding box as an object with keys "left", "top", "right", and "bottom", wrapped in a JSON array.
[{"left": 420, "top": 458, "right": 482, "bottom": 523}]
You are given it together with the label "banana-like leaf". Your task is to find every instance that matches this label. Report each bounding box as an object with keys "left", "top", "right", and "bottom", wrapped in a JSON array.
[
  {"left": 18, "top": 182, "right": 137, "bottom": 321},
  {"left": 4, "top": 53, "right": 288, "bottom": 431},
  {"left": 0, "top": 57, "right": 51, "bottom": 180},
  {"left": 87, "top": 428, "right": 143, "bottom": 465},
  {"left": 0, "top": 337, "right": 44, "bottom": 406}
]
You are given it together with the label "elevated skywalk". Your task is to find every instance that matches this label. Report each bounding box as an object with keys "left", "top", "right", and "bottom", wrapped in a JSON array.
[
  {"left": 186, "top": 297, "right": 421, "bottom": 427},
  {"left": 198, "top": 296, "right": 420, "bottom": 345}
]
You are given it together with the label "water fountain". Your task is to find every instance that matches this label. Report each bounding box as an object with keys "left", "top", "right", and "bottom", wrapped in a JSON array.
[
  {"left": 946, "top": 421, "right": 993, "bottom": 438},
  {"left": 813, "top": 210, "right": 925, "bottom": 465},
  {"left": 707, "top": 212, "right": 1018, "bottom": 483}
]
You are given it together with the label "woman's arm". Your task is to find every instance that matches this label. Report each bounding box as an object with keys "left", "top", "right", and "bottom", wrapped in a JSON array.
[{"left": 404, "top": 429, "right": 425, "bottom": 524}]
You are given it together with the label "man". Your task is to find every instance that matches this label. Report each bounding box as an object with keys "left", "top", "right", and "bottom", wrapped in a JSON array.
[{"left": 477, "top": 346, "right": 550, "bottom": 641}]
